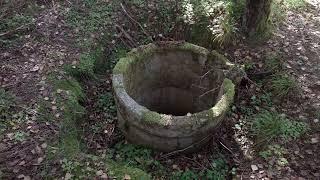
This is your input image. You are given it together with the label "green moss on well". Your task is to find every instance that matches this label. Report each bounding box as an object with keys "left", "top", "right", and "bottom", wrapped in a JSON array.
[
  {"left": 209, "top": 50, "right": 233, "bottom": 67},
  {"left": 142, "top": 111, "right": 166, "bottom": 126},
  {"left": 179, "top": 42, "right": 209, "bottom": 56},
  {"left": 209, "top": 78, "right": 235, "bottom": 118},
  {"left": 113, "top": 42, "right": 211, "bottom": 76}
]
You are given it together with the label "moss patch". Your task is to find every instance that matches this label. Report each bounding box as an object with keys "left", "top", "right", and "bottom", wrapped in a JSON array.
[
  {"left": 142, "top": 111, "right": 166, "bottom": 126},
  {"left": 53, "top": 79, "right": 85, "bottom": 102},
  {"left": 209, "top": 79, "right": 235, "bottom": 118},
  {"left": 107, "top": 159, "right": 151, "bottom": 180},
  {"left": 113, "top": 57, "right": 135, "bottom": 75},
  {"left": 209, "top": 50, "right": 233, "bottom": 67}
]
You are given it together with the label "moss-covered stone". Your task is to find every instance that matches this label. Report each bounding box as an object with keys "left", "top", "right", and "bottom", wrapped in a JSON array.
[
  {"left": 113, "top": 57, "right": 135, "bottom": 75},
  {"left": 112, "top": 42, "right": 242, "bottom": 152},
  {"left": 113, "top": 42, "right": 211, "bottom": 76},
  {"left": 209, "top": 79, "right": 235, "bottom": 117},
  {"left": 142, "top": 110, "right": 166, "bottom": 126},
  {"left": 179, "top": 42, "right": 209, "bottom": 56},
  {"left": 209, "top": 50, "right": 233, "bottom": 67}
]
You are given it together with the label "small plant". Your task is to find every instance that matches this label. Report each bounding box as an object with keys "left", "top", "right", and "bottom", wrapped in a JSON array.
[
  {"left": 173, "top": 170, "right": 198, "bottom": 180},
  {"left": 244, "top": 61, "right": 255, "bottom": 71},
  {"left": 65, "top": 53, "right": 96, "bottom": 80},
  {"left": 0, "top": 89, "right": 15, "bottom": 119},
  {"left": 13, "top": 131, "right": 29, "bottom": 142},
  {"left": 66, "top": 1, "right": 113, "bottom": 36},
  {"left": 113, "top": 142, "right": 155, "bottom": 168},
  {"left": 97, "top": 92, "right": 117, "bottom": 118},
  {"left": 251, "top": 110, "right": 308, "bottom": 143},
  {"left": 250, "top": 93, "right": 273, "bottom": 107},
  {"left": 270, "top": 73, "right": 297, "bottom": 98},
  {"left": 0, "top": 89, "right": 15, "bottom": 133},
  {"left": 259, "top": 144, "right": 289, "bottom": 167},
  {"left": 172, "top": 156, "right": 229, "bottom": 180},
  {"left": 265, "top": 52, "right": 283, "bottom": 72}
]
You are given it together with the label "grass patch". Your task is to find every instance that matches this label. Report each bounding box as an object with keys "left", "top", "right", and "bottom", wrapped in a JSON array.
[
  {"left": 0, "top": 89, "right": 15, "bottom": 119},
  {"left": 270, "top": 73, "right": 297, "bottom": 98},
  {"left": 172, "top": 155, "right": 231, "bottom": 180},
  {"left": 0, "top": 1, "right": 40, "bottom": 47},
  {"left": 182, "top": 0, "right": 238, "bottom": 47},
  {"left": 65, "top": 53, "right": 96, "bottom": 81},
  {"left": 66, "top": 0, "right": 115, "bottom": 47},
  {"left": 265, "top": 52, "right": 283, "bottom": 72},
  {"left": 45, "top": 74, "right": 86, "bottom": 159},
  {"left": 251, "top": 110, "right": 308, "bottom": 144},
  {"left": 283, "top": 0, "right": 307, "bottom": 9}
]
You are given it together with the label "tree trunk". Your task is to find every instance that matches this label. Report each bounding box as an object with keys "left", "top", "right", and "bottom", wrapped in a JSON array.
[{"left": 245, "top": 0, "right": 273, "bottom": 36}]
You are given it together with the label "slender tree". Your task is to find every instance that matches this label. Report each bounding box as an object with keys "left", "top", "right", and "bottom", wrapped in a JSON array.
[{"left": 245, "top": 0, "right": 273, "bottom": 36}]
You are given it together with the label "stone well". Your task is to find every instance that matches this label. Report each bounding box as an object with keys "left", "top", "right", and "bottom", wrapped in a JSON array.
[{"left": 112, "top": 42, "right": 243, "bottom": 152}]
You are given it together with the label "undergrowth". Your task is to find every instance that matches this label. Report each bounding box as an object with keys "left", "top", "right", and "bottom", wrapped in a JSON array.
[
  {"left": 265, "top": 52, "right": 283, "bottom": 72},
  {"left": 259, "top": 144, "right": 289, "bottom": 167},
  {"left": 173, "top": 156, "right": 231, "bottom": 180},
  {"left": 0, "top": 1, "right": 39, "bottom": 47},
  {"left": 283, "top": 0, "right": 307, "bottom": 9},
  {"left": 0, "top": 89, "right": 15, "bottom": 134},
  {"left": 270, "top": 73, "right": 297, "bottom": 98},
  {"left": 66, "top": 0, "right": 115, "bottom": 47},
  {"left": 251, "top": 110, "right": 308, "bottom": 144}
]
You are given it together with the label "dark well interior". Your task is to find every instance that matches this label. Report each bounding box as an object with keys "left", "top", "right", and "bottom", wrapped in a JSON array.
[{"left": 124, "top": 50, "right": 225, "bottom": 116}]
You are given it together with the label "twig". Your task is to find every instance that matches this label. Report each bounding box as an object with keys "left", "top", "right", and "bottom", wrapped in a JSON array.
[
  {"left": 160, "top": 135, "right": 211, "bottom": 159},
  {"left": 219, "top": 140, "right": 241, "bottom": 163},
  {"left": 120, "top": 3, "right": 153, "bottom": 42},
  {"left": 118, "top": 35, "right": 133, "bottom": 49},
  {"left": 219, "top": 141, "right": 233, "bottom": 155},
  {"left": 198, "top": 86, "right": 220, "bottom": 99},
  {"left": 191, "top": 84, "right": 208, "bottom": 90},
  {"left": 244, "top": 76, "right": 269, "bottom": 95},
  {"left": 115, "top": 24, "right": 137, "bottom": 47},
  {"left": 200, "top": 69, "right": 213, "bottom": 80}
]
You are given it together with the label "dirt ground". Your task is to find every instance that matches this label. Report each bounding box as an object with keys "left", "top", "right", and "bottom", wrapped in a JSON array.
[{"left": 0, "top": 0, "right": 319, "bottom": 179}]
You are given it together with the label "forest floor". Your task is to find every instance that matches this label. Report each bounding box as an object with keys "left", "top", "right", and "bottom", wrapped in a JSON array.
[{"left": 0, "top": 0, "right": 319, "bottom": 179}]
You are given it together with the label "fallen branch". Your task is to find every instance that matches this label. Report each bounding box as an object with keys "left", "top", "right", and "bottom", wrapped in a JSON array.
[{"left": 120, "top": 3, "right": 153, "bottom": 42}]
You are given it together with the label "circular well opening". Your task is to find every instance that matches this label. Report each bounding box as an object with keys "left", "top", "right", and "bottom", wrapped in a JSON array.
[{"left": 124, "top": 50, "right": 225, "bottom": 116}]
